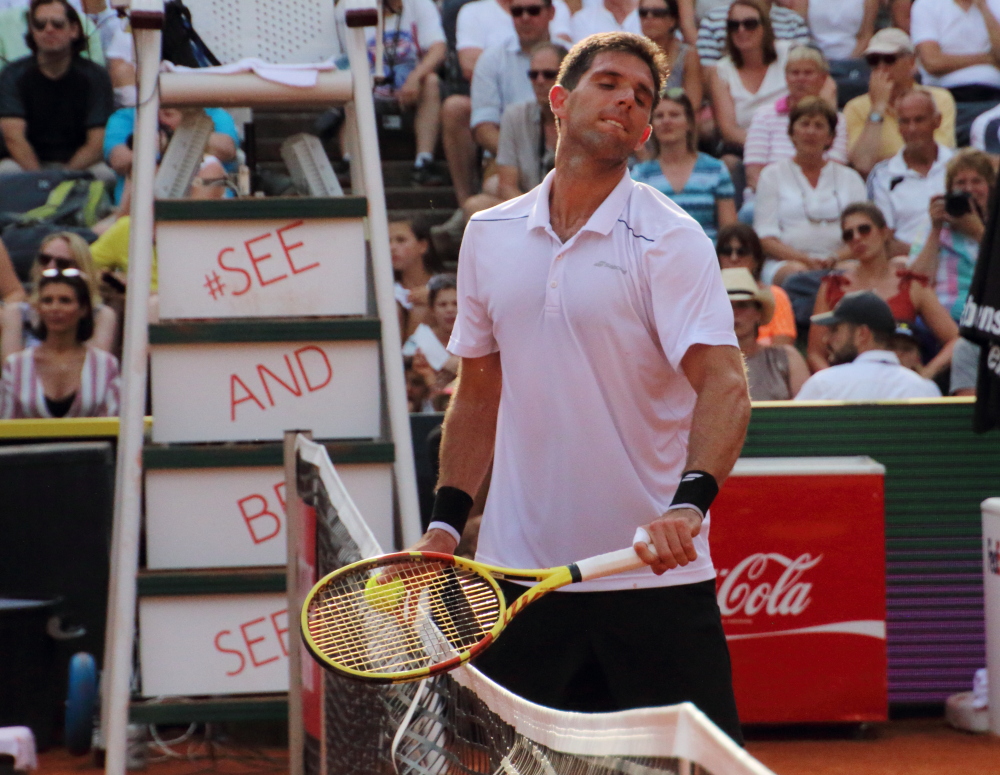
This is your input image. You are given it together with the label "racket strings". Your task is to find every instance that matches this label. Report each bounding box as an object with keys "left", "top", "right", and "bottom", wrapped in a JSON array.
[{"left": 306, "top": 559, "right": 502, "bottom": 675}]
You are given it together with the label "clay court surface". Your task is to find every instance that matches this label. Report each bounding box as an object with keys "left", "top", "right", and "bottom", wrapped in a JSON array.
[{"left": 33, "top": 717, "right": 1000, "bottom": 775}]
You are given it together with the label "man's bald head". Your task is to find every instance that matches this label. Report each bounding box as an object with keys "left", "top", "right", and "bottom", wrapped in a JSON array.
[{"left": 895, "top": 88, "right": 940, "bottom": 148}]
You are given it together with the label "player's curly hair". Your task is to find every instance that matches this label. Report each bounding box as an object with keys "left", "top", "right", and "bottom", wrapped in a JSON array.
[{"left": 556, "top": 32, "right": 668, "bottom": 113}]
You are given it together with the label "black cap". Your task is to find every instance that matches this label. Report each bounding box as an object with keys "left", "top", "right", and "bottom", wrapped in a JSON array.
[{"left": 810, "top": 291, "right": 896, "bottom": 335}]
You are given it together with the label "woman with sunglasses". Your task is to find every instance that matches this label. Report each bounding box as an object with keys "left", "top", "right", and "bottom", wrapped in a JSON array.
[
  {"left": 807, "top": 201, "right": 957, "bottom": 374},
  {"left": 707, "top": 0, "right": 789, "bottom": 157},
  {"left": 715, "top": 223, "right": 796, "bottom": 345},
  {"left": 0, "top": 268, "right": 120, "bottom": 418},
  {"left": 632, "top": 89, "right": 736, "bottom": 242},
  {"left": 639, "top": 0, "right": 702, "bottom": 111},
  {"left": 754, "top": 96, "right": 866, "bottom": 286},
  {"left": 0, "top": 232, "right": 117, "bottom": 362}
]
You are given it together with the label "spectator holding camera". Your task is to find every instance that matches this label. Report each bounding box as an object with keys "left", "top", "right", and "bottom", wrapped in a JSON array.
[
  {"left": 908, "top": 148, "right": 994, "bottom": 322},
  {"left": 0, "top": 0, "right": 113, "bottom": 182}
]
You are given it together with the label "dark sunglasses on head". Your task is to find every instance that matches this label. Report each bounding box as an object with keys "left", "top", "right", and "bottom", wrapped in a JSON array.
[
  {"left": 511, "top": 5, "right": 545, "bottom": 17},
  {"left": 727, "top": 17, "right": 760, "bottom": 33},
  {"left": 842, "top": 223, "right": 873, "bottom": 242},
  {"left": 37, "top": 253, "right": 77, "bottom": 270},
  {"left": 638, "top": 8, "right": 673, "bottom": 18},
  {"left": 528, "top": 68, "right": 559, "bottom": 80},
  {"left": 31, "top": 17, "right": 68, "bottom": 30},
  {"left": 718, "top": 245, "right": 751, "bottom": 258},
  {"left": 41, "top": 267, "right": 86, "bottom": 280},
  {"left": 865, "top": 53, "right": 898, "bottom": 68}
]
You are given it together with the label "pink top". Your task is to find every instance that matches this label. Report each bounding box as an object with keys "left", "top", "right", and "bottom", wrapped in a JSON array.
[{"left": 0, "top": 346, "right": 121, "bottom": 419}]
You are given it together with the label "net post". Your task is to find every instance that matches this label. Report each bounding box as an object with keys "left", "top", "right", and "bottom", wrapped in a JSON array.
[{"left": 285, "top": 430, "right": 312, "bottom": 775}]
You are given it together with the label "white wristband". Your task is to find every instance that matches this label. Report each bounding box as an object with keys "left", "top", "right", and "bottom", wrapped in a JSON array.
[
  {"left": 427, "top": 521, "right": 462, "bottom": 545},
  {"left": 666, "top": 502, "right": 705, "bottom": 520}
]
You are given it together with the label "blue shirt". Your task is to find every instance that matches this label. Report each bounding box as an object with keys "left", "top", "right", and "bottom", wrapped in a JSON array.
[
  {"left": 631, "top": 154, "right": 735, "bottom": 242},
  {"left": 103, "top": 107, "right": 240, "bottom": 203}
]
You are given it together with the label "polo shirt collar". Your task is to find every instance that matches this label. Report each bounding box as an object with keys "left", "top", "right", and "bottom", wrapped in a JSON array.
[
  {"left": 527, "top": 169, "right": 636, "bottom": 238},
  {"left": 854, "top": 350, "right": 901, "bottom": 365},
  {"left": 888, "top": 143, "right": 954, "bottom": 177}
]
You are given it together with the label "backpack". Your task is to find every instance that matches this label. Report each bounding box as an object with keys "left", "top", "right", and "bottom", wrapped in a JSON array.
[{"left": 162, "top": 0, "right": 221, "bottom": 68}]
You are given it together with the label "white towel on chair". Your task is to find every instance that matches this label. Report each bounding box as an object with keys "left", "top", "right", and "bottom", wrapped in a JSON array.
[
  {"left": 165, "top": 58, "right": 337, "bottom": 87},
  {"left": 0, "top": 727, "right": 37, "bottom": 770}
]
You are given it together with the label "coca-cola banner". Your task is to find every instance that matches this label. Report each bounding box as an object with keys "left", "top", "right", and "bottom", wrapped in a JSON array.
[{"left": 712, "top": 457, "right": 888, "bottom": 724}]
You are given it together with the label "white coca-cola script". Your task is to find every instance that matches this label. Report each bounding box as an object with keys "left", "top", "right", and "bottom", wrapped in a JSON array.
[{"left": 717, "top": 553, "right": 822, "bottom": 617}]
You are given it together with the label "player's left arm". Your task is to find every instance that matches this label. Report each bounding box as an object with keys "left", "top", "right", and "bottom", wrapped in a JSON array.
[{"left": 635, "top": 344, "right": 750, "bottom": 574}]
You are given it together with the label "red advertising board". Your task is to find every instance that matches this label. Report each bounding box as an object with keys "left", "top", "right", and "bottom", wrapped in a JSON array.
[{"left": 711, "top": 457, "right": 888, "bottom": 724}]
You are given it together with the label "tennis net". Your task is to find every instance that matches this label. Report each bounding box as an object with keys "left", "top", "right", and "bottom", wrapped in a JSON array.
[{"left": 291, "top": 436, "right": 774, "bottom": 775}]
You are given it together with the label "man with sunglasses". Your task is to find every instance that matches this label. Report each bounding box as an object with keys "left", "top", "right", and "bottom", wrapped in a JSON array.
[
  {"left": 0, "top": 0, "right": 113, "bottom": 182},
  {"left": 844, "top": 28, "right": 956, "bottom": 177}
]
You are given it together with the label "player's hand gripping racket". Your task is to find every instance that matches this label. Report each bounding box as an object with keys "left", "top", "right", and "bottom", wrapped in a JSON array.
[{"left": 301, "top": 531, "right": 654, "bottom": 684}]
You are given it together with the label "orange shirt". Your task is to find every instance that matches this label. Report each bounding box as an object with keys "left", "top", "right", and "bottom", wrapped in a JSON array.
[{"left": 758, "top": 284, "right": 796, "bottom": 344}]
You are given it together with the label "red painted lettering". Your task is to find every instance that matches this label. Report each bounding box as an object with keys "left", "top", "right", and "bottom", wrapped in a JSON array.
[
  {"left": 230, "top": 374, "right": 266, "bottom": 421},
  {"left": 294, "top": 346, "right": 332, "bottom": 392},
  {"left": 270, "top": 609, "right": 289, "bottom": 657},
  {"left": 217, "top": 247, "right": 252, "bottom": 296},
  {"left": 277, "top": 221, "right": 319, "bottom": 275},
  {"left": 240, "top": 617, "right": 279, "bottom": 668},
  {"left": 257, "top": 355, "right": 302, "bottom": 406},
  {"left": 237, "top": 494, "right": 282, "bottom": 544},
  {"left": 273, "top": 481, "right": 286, "bottom": 512},
  {"left": 214, "top": 629, "right": 246, "bottom": 676},
  {"left": 245, "top": 232, "right": 288, "bottom": 287}
]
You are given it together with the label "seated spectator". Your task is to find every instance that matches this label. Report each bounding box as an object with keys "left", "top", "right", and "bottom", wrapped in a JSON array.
[
  {"left": 867, "top": 89, "right": 953, "bottom": 251},
  {"left": 391, "top": 215, "right": 442, "bottom": 338},
  {"left": 743, "top": 44, "right": 848, "bottom": 195},
  {"left": 696, "top": 0, "right": 809, "bottom": 67},
  {"left": 0, "top": 231, "right": 115, "bottom": 361},
  {"left": 0, "top": 0, "right": 114, "bottom": 183},
  {"left": 807, "top": 201, "right": 958, "bottom": 375},
  {"left": 640, "top": 0, "right": 702, "bottom": 110},
  {"left": 909, "top": 148, "right": 994, "bottom": 322},
  {"left": 404, "top": 354, "right": 435, "bottom": 412},
  {"left": 444, "top": 0, "right": 571, "bottom": 205},
  {"left": 0, "top": 238, "right": 25, "bottom": 306},
  {"left": 796, "top": 290, "right": 942, "bottom": 399},
  {"left": 707, "top": 0, "right": 791, "bottom": 157},
  {"left": 970, "top": 99, "right": 1000, "bottom": 154},
  {"left": 459, "top": 42, "right": 566, "bottom": 220},
  {"left": 716, "top": 222, "right": 796, "bottom": 344},
  {"left": 0, "top": 268, "right": 120, "bottom": 417},
  {"left": 402, "top": 273, "right": 459, "bottom": 392},
  {"left": 571, "top": 0, "right": 641, "bottom": 42},
  {"left": 844, "top": 28, "right": 955, "bottom": 177},
  {"left": 104, "top": 106, "right": 238, "bottom": 203},
  {"left": 632, "top": 88, "right": 736, "bottom": 242},
  {"left": 365, "top": 0, "right": 447, "bottom": 185},
  {"left": 0, "top": 1, "right": 102, "bottom": 67},
  {"left": 911, "top": 0, "right": 1000, "bottom": 146},
  {"left": 891, "top": 321, "right": 925, "bottom": 372},
  {"left": 806, "top": 0, "right": 879, "bottom": 105},
  {"left": 723, "top": 266, "right": 808, "bottom": 399},
  {"left": 754, "top": 96, "right": 866, "bottom": 285}
]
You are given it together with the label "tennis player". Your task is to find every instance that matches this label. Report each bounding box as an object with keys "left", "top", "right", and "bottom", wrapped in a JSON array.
[{"left": 413, "top": 32, "right": 749, "bottom": 743}]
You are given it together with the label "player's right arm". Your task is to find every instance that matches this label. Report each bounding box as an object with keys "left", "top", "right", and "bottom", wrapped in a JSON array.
[{"left": 411, "top": 352, "right": 502, "bottom": 555}]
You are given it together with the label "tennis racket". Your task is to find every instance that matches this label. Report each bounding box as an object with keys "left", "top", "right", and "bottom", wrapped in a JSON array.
[{"left": 301, "top": 532, "right": 654, "bottom": 684}]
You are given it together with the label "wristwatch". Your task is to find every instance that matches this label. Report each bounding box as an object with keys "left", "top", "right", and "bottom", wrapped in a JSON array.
[{"left": 868, "top": 110, "right": 885, "bottom": 124}]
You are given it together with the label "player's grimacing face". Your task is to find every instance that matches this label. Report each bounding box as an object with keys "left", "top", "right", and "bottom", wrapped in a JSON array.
[{"left": 553, "top": 51, "right": 655, "bottom": 157}]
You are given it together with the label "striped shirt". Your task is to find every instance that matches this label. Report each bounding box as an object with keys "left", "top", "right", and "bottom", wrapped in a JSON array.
[
  {"left": 630, "top": 154, "right": 735, "bottom": 242},
  {"left": 0, "top": 346, "right": 121, "bottom": 418},
  {"left": 743, "top": 97, "right": 849, "bottom": 168},
  {"left": 696, "top": 4, "right": 810, "bottom": 65}
]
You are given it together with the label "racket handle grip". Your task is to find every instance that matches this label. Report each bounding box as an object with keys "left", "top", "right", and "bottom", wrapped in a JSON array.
[{"left": 574, "top": 546, "right": 649, "bottom": 582}]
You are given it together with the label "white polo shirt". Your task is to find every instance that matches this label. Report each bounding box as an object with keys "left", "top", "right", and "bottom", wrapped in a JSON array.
[
  {"left": 795, "top": 350, "right": 942, "bottom": 401},
  {"left": 867, "top": 144, "right": 953, "bottom": 246},
  {"left": 449, "top": 170, "right": 738, "bottom": 591},
  {"left": 911, "top": 0, "right": 1000, "bottom": 90}
]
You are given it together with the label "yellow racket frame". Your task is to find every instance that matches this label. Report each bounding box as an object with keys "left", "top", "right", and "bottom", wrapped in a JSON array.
[{"left": 300, "top": 550, "right": 577, "bottom": 684}]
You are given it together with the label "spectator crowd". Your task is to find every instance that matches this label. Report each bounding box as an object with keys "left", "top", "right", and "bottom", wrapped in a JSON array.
[{"left": 0, "top": 0, "right": 997, "bottom": 415}]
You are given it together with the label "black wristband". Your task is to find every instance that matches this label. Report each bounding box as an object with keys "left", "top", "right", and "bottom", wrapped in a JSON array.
[
  {"left": 430, "top": 486, "right": 474, "bottom": 536},
  {"left": 669, "top": 470, "right": 719, "bottom": 518}
]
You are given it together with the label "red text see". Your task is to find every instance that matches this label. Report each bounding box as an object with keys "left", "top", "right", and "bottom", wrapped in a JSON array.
[
  {"left": 230, "top": 346, "right": 333, "bottom": 421},
  {"left": 210, "top": 221, "right": 319, "bottom": 300},
  {"left": 214, "top": 608, "right": 289, "bottom": 676}
]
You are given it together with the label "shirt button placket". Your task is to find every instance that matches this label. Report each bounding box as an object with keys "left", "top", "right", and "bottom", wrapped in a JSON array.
[{"left": 547, "top": 249, "right": 565, "bottom": 308}]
